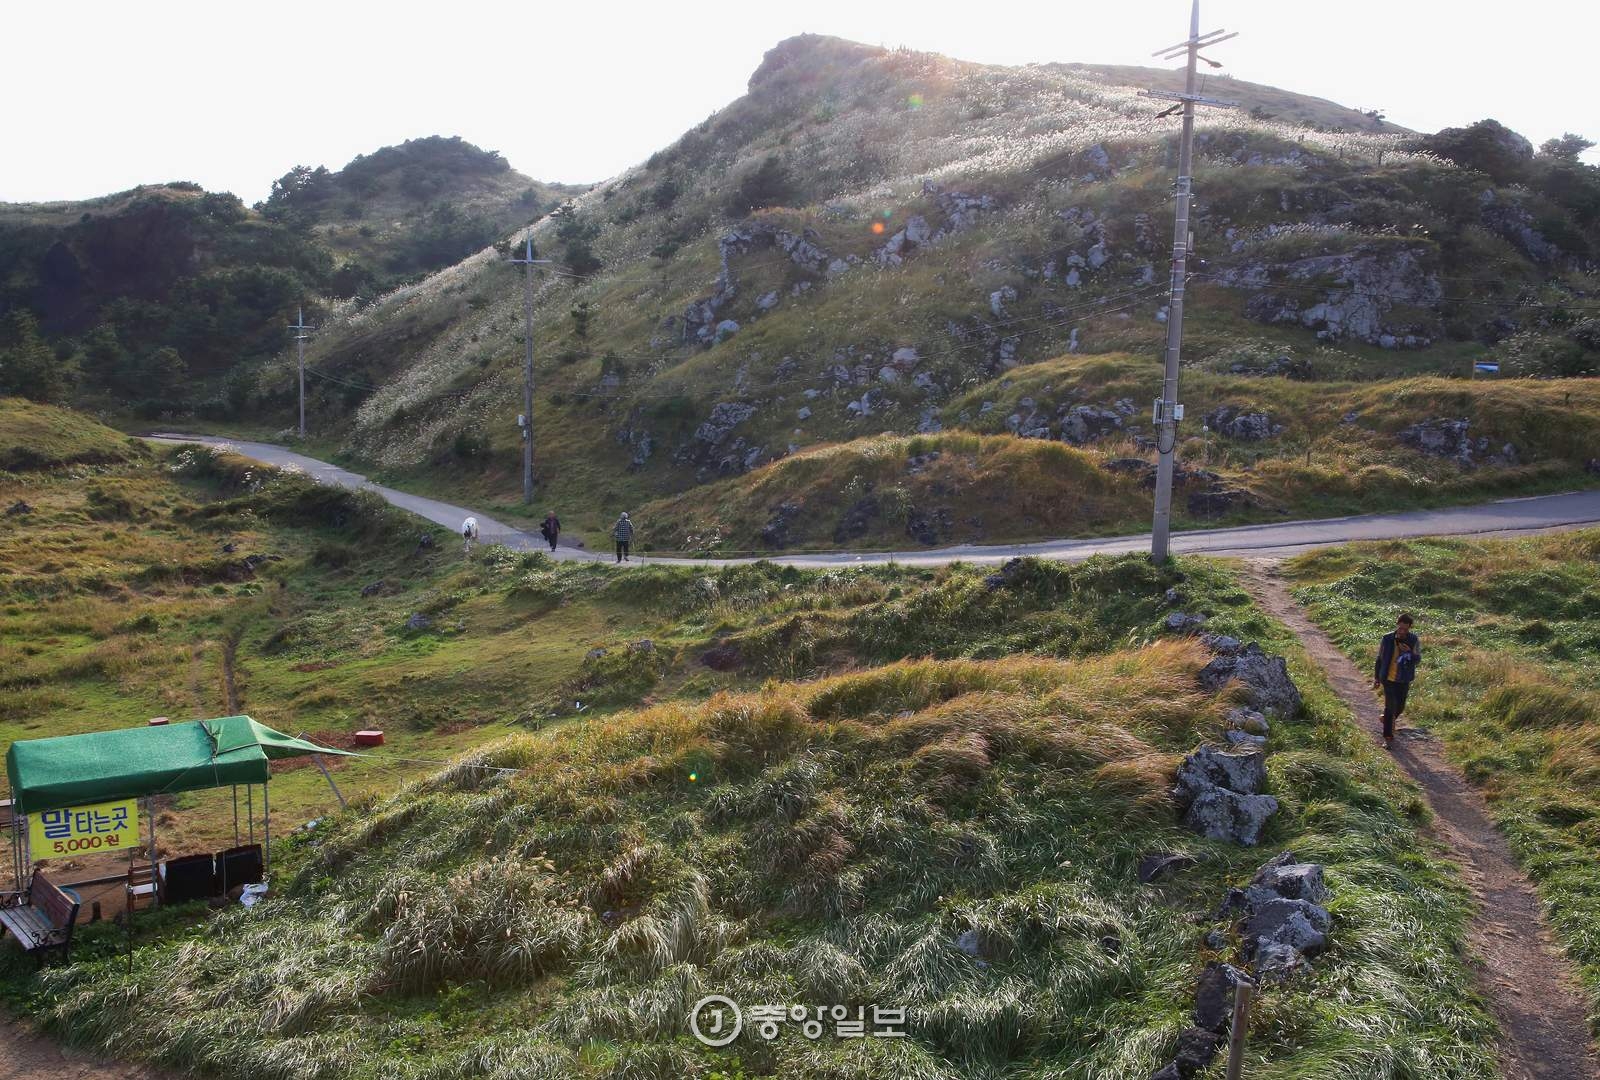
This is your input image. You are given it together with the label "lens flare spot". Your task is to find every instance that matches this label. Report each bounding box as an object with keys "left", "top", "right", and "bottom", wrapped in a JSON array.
[
  {"left": 907, "top": 93, "right": 924, "bottom": 109},
  {"left": 688, "top": 772, "right": 699, "bottom": 783},
  {"left": 870, "top": 222, "right": 885, "bottom": 234}
]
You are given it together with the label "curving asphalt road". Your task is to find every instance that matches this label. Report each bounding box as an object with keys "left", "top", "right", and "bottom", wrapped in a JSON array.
[{"left": 146, "top": 434, "right": 1600, "bottom": 566}]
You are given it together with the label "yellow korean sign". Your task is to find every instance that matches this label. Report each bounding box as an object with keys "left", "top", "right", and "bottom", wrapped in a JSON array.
[{"left": 29, "top": 799, "right": 139, "bottom": 857}]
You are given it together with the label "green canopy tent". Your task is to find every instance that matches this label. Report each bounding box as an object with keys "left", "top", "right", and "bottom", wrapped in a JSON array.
[{"left": 4, "top": 716, "right": 356, "bottom": 892}]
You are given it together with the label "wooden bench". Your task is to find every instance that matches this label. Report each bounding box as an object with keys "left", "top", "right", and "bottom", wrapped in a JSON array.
[{"left": 0, "top": 868, "right": 79, "bottom": 964}]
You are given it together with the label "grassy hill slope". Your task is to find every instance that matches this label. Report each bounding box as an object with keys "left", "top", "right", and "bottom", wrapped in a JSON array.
[
  {"left": 6, "top": 531, "right": 1501, "bottom": 1079},
  {"left": 0, "top": 395, "right": 144, "bottom": 470},
  {"left": 274, "top": 35, "right": 1600, "bottom": 546}
]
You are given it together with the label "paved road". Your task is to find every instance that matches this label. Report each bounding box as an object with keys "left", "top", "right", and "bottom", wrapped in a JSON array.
[{"left": 146, "top": 434, "right": 1600, "bottom": 566}]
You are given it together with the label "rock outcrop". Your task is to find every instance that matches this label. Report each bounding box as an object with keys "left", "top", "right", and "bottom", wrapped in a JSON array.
[
  {"left": 1198, "top": 639, "right": 1303, "bottom": 720},
  {"left": 1397, "top": 418, "right": 1519, "bottom": 468},
  {"left": 1217, "top": 852, "right": 1334, "bottom": 980},
  {"left": 682, "top": 223, "right": 835, "bottom": 345},
  {"left": 1175, "top": 746, "right": 1277, "bottom": 846},
  {"left": 1204, "top": 405, "right": 1281, "bottom": 442},
  {"left": 1218, "top": 243, "right": 1442, "bottom": 346}
]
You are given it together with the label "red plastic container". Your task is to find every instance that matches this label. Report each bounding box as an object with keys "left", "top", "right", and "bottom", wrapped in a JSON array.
[{"left": 353, "top": 730, "right": 385, "bottom": 747}]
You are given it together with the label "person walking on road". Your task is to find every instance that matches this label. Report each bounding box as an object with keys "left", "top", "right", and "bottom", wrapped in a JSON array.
[
  {"left": 1373, "top": 612, "right": 1421, "bottom": 749},
  {"left": 539, "top": 511, "right": 561, "bottom": 552},
  {"left": 611, "top": 511, "right": 634, "bottom": 563}
]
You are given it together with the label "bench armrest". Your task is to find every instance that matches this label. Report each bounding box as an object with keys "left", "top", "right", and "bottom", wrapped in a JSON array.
[{"left": 0, "top": 889, "right": 23, "bottom": 907}]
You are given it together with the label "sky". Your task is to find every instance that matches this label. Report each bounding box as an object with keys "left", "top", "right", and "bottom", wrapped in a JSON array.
[{"left": 4, "top": 0, "right": 1596, "bottom": 204}]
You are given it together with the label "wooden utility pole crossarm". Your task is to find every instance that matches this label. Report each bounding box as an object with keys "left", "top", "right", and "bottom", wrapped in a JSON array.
[{"left": 1146, "top": 0, "right": 1237, "bottom": 562}]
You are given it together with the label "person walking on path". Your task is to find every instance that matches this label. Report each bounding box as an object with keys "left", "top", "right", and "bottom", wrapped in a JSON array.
[
  {"left": 1372, "top": 612, "right": 1422, "bottom": 749},
  {"left": 611, "top": 511, "right": 634, "bottom": 563},
  {"left": 461, "top": 516, "right": 480, "bottom": 556},
  {"left": 539, "top": 511, "right": 561, "bottom": 552}
]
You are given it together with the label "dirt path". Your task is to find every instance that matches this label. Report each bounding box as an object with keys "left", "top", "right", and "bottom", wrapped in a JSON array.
[
  {"left": 1239, "top": 560, "right": 1600, "bottom": 1080},
  {"left": 0, "top": 1017, "right": 174, "bottom": 1080}
]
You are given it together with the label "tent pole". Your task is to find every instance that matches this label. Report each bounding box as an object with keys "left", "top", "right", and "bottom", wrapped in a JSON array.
[
  {"left": 312, "top": 756, "right": 347, "bottom": 809},
  {"left": 262, "top": 781, "right": 270, "bottom": 875},
  {"left": 12, "top": 809, "right": 22, "bottom": 892},
  {"left": 146, "top": 796, "right": 159, "bottom": 909},
  {"left": 247, "top": 785, "right": 254, "bottom": 846},
  {"left": 232, "top": 785, "right": 239, "bottom": 846}
]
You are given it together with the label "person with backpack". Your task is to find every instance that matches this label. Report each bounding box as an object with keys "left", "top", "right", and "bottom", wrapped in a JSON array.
[
  {"left": 1372, "top": 612, "right": 1422, "bottom": 749},
  {"left": 611, "top": 511, "right": 634, "bottom": 563},
  {"left": 539, "top": 511, "right": 561, "bottom": 553}
]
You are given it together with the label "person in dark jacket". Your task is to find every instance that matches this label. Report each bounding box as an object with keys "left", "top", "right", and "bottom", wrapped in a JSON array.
[
  {"left": 1372, "top": 613, "right": 1421, "bottom": 749},
  {"left": 539, "top": 511, "right": 561, "bottom": 552},
  {"left": 611, "top": 512, "right": 634, "bottom": 563}
]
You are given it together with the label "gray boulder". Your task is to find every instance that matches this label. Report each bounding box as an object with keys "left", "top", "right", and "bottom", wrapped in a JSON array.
[
  {"left": 405, "top": 613, "right": 433, "bottom": 632},
  {"left": 1201, "top": 633, "right": 1242, "bottom": 656},
  {"left": 1198, "top": 643, "right": 1302, "bottom": 720},
  {"left": 1176, "top": 746, "right": 1267, "bottom": 798},
  {"left": 1192, "top": 962, "right": 1250, "bottom": 1032},
  {"left": 1185, "top": 789, "right": 1279, "bottom": 847},
  {"left": 1245, "top": 897, "right": 1330, "bottom": 956},
  {"left": 1174, "top": 1027, "right": 1223, "bottom": 1075},
  {"left": 1165, "top": 611, "right": 1208, "bottom": 634},
  {"left": 1138, "top": 852, "right": 1197, "bottom": 884},
  {"left": 1060, "top": 405, "right": 1124, "bottom": 444},
  {"left": 1249, "top": 853, "right": 1328, "bottom": 905},
  {"left": 1205, "top": 405, "right": 1281, "bottom": 441},
  {"left": 1254, "top": 941, "right": 1308, "bottom": 980},
  {"left": 1225, "top": 707, "right": 1270, "bottom": 736}
]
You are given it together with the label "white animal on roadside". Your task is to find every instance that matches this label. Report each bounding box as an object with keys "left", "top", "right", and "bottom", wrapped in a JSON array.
[{"left": 462, "top": 516, "right": 480, "bottom": 554}]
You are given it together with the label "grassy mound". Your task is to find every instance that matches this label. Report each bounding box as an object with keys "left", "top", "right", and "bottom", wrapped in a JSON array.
[
  {"left": 640, "top": 432, "right": 1153, "bottom": 553},
  {"left": 0, "top": 397, "right": 143, "bottom": 471},
  {"left": 634, "top": 364, "right": 1600, "bottom": 553},
  {"left": 14, "top": 563, "right": 1501, "bottom": 1079},
  {"left": 1287, "top": 529, "right": 1600, "bottom": 1021}
]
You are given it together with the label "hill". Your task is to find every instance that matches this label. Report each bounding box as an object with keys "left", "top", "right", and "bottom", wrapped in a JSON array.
[
  {"left": 259, "top": 135, "right": 587, "bottom": 296},
  {"left": 269, "top": 34, "right": 1600, "bottom": 548},
  {"left": 0, "top": 138, "right": 579, "bottom": 420},
  {"left": 0, "top": 395, "right": 144, "bottom": 471}
]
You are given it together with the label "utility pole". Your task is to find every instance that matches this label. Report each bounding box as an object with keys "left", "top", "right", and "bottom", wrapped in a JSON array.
[
  {"left": 289, "top": 306, "right": 315, "bottom": 438},
  {"left": 510, "top": 234, "right": 551, "bottom": 505},
  {"left": 1145, "top": 1, "right": 1237, "bottom": 562}
]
